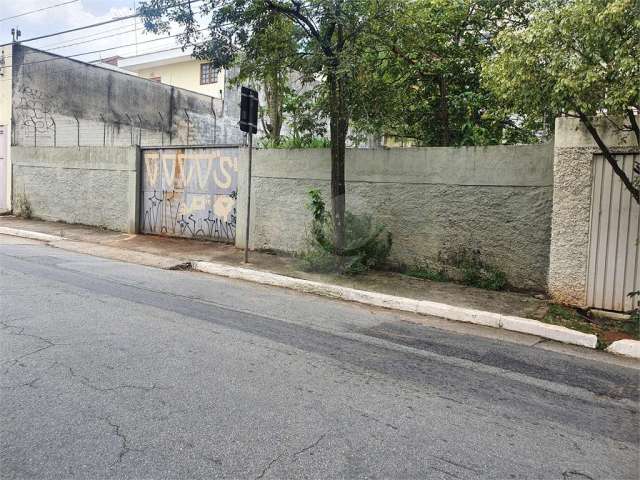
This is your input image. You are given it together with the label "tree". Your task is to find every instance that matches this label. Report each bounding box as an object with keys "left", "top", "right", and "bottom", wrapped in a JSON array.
[
  {"left": 483, "top": 0, "right": 640, "bottom": 203},
  {"left": 351, "top": 0, "right": 537, "bottom": 146},
  {"left": 140, "top": 0, "right": 390, "bottom": 258},
  {"left": 232, "top": 15, "right": 299, "bottom": 145}
]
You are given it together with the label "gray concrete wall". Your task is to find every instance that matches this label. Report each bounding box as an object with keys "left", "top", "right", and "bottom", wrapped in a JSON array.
[
  {"left": 12, "top": 146, "right": 139, "bottom": 232},
  {"left": 548, "top": 116, "right": 639, "bottom": 307},
  {"left": 10, "top": 45, "right": 243, "bottom": 148},
  {"left": 238, "top": 144, "right": 554, "bottom": 290}
]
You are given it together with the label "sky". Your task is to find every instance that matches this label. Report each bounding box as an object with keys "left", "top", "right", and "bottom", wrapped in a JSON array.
[{"left": 0, "top": 0, "right": 197, "bottom": 62}]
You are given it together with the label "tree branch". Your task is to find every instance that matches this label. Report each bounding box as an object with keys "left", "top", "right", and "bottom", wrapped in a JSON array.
[
  {"left": 263, "top": 0, "right": 332, "bottom": 55},
  {"left": 626, "top": 109, "right": 640, "bottom": 147},
  {"left": 577, "top": 109, "right": 639, "bottom": 204}
]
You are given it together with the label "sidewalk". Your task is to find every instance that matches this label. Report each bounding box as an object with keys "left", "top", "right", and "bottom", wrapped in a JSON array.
[
  {"left": 7, "top": 216, "right": 640, "bottom": 355},
  {"left": 0, "top": 216, "right": 549, "bottom": 317}
]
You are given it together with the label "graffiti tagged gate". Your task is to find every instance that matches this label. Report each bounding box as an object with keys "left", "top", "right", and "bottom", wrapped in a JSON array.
[{"left": 140, "top": 146, "right": 239, "bottom": 243}]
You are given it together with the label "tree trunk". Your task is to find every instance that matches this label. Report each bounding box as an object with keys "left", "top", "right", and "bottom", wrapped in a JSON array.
[
  {"left": 438, "top": 74, "right": 450, "bottom": 146},
  {"left": 264, "top": 73, "right": 284, "bottom": 145},
  {"left": 328, "top": 65, "right": 348, "bottom": 260}
]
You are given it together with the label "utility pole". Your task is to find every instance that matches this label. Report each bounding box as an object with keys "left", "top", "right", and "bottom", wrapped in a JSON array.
[{"left": 239, "top": 86, "right": 258, "bottom": 263}]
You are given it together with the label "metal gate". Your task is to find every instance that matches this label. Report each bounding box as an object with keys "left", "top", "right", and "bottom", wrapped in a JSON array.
[
  {"left": 586, "top": 153, "right": 639, "bottom": 311},
  {"left": 0, "top": 125, "right": 6, "bottom": 211},
  {"left": 140, "top": 146, "right": 239, "bottom": 243}
]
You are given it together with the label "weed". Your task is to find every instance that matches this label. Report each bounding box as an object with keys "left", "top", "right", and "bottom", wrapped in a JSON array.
[
  {"left": 628, "top": 290, "right": 640, "bottom": 320},
  {"left": 542, "top": 303, "right": 639, "bottom": 347},
  {"left": 542, "top": 304, "right": 597, "bottom": 335},
  {"left": 298, "top": 190, "right": 392, "bottom": 275},
  {"left": 14, "top": 191, "right": 32, "bottom": 219},
  {"left": 405, "top": 261, "right": 448, "bottom": 282},
  {"left": 443, "top": 246, "right": 507, "bottom": 291}
]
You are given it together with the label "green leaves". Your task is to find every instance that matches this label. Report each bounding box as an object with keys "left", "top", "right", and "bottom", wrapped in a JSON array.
[
  {"left": 483, "top": 0, "right": 640, "bottom": 121},
  {"left": 352, "top": 0, "right": 537, "bottom": 146}
]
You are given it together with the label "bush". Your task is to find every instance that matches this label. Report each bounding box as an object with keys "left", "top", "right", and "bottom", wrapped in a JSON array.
[
  {"left": 444, "top": 246, "right": 507, "bottom": 291},
  {"left": 405, "top": 261, "right": 448, "bottom": 282},
  {"left": 259, "top": 136, "right": 330, "bottom": 149},
  {"left": 298, "top": 190, "right": 392, "bottom": 275}
]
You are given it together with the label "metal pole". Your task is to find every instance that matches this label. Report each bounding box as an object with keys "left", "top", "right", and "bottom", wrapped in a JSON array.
[{"left": 243, "top": 132, "right": 253, "bottom": 263}]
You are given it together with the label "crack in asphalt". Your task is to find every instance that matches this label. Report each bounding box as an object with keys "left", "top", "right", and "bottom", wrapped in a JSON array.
[
  {"left": 430, "top": 454, "right": 481, "bottom": 475},
  {"left": 0, "top": 319, "right": 66, "bottom": 368},
  {"left": 255, "top": 453, "right": 284, "bottom": 480},
  {"left": 0, "top": 377, "right": 40, "bottom": 390},
  {"left": 562, "top": 470, "right": 595, "bottom": 480},
  {"left": 66, "top": 365, "right": 167, "bottom": 393},
  {"left": 102, "top": 417, "right": 141, "bottom": 467},
  {"left": 292, "top": 434, "right": 326, "bottom": 458}
]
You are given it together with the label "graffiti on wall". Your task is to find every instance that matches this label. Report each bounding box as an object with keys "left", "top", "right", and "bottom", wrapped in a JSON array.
[
  {"left": 16, "top": 86, "right": 61, "bottom": 140},
  {"left": 141, "top": 147, "right": 239, "bottom": 243}
]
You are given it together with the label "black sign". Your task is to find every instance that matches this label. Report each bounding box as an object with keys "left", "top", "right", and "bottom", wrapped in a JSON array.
[{"left": 240, "top": 86, "right": 258, "bottom": 134}]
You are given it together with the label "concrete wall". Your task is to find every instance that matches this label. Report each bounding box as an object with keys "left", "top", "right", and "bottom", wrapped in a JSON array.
[
  {"left": 12, "top": 146, "right": 139, "bottom": 232},
  {"left": 10, "top": 45, "right": 243, "bottom": 148},
  {"left": 548, "top": 116, "right": 639, "bottom": 307},
  {"left": 238, "top": 144, "right": 554, "bottom": 290}
]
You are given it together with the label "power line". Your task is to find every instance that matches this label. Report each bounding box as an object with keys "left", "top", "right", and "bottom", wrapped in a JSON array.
[
  {"left": 0, "top": 44, "right": 192, "bottom": 83},
  {"left": 48, "top": 27, "right": 140, "bottom": 51},
  {"left": 1, "top": 32, "right": 205, "bottom": 71},
  {"left": 0, "top": 28, "right": 175, "bottom": 61},
  {"left": 0, "top": 0, "right": 79, "bottom": 23},
  {"left": 41, "top": 21, "right": 140, "bottom": 50},
  {"left": 17, "top": 13, "right": 139, "bottom": 44},
  {"left": 16, "top": 0, "right": 203, "bottom": 44}
]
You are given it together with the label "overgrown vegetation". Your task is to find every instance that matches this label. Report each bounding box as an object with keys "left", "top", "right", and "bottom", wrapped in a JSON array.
[
  {"left": 298, "top": 189, "right": 392, "bottom": 275},
  {"left": 405, "top": 261, "right": 448, "bottom": 283},
  {"left": 405, "top": 247, "right": 507, "bottom": 291},
  {"left": 448, "top": 247, "right": 507, "bottom": 291},
  {"left": 14, "top": 191, "right": 32, "bottom": 219},
  {"left": 259, "top": 136, "right": 331, "bottom": 149}
]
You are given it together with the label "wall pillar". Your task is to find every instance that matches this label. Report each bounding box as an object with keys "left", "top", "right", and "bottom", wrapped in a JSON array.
[
  {"left": 127, "top": 146, "right": 141, "bottom": 234},
  {"left": 548, "top": 116, "right": 639, "bottom": 307}
]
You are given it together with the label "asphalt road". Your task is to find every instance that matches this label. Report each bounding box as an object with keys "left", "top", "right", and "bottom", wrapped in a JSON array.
[{"left": 1, "top": 236, "right": 638, "bottom": 479}]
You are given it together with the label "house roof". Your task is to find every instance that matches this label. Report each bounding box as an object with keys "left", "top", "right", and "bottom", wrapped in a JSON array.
[{"left": 117, "top": 48, "right": 196, "bottom": 71}]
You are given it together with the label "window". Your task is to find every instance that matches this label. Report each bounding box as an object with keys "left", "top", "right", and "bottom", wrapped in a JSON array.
[{"left": 200, "top": 63, "right": 218, "bottom": 85}]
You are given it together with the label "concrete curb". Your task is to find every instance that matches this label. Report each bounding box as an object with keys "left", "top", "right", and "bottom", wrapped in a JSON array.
[
  {"left": 0, "top": 226, "right": 65, "bottom": 242},
  {"left": 607, "top": 340, "right": 640, "bottom": 359},
  {"left": 0, "top": 225, "right": 598, "bottom": 349},
  {"left": 192, "top": 261, "right": 598, "bottom": 349}
]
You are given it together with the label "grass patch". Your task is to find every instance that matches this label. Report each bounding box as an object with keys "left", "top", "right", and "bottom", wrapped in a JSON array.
[
  {"left": 542, "top": 305, "right": 597, "bottom": 335},
  {"left": 542, "top": 304, "right": 640, "bottom": 348},
  {"left": 404, "top": 247, "right": 507, "bottom": 292},
  {"left": 405, "top": 262, "right": 448, "bottom": 282}
]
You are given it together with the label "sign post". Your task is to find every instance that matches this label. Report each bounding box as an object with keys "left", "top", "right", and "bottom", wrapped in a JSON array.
[{"left": 239, "top": 86, "right": 258, "bottom": 263}]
